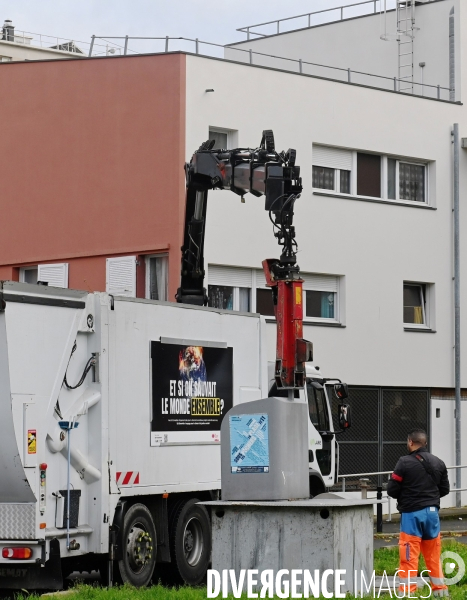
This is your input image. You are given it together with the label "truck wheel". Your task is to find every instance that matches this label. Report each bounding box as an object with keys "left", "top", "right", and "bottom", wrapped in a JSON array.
[
  {"left": 117, "top": 503, "right": 156, "bottom": 587},
  {"left": 169, "top": 498, "right": 211, "bottom": 585}
]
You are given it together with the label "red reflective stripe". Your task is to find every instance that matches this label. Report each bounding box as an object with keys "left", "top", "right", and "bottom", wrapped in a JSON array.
[
  {"left": 116, "top": 472, "right": 122, "bottom": 483},
  {"left": 122, "top": 472, "right": 133, "bottom": 485},
  {"left": 392, "top": 472, "right": 403, "bottom": 482},
  {"left": 134, "top": 473, "right": 140, "bottom": 484}
]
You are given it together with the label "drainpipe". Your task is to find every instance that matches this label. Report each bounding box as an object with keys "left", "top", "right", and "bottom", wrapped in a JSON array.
[
  {"left": 453, "top": 123, "right": 461, "bottom": 508},
  {"left": 449, "top": 8, "right": 455, "bottom": 101}
]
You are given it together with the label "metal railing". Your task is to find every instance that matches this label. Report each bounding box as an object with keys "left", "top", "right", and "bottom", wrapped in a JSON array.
[
  {"left": 88, "top": 35, "right": 452, "bottom": 101},
  {"left": 339, "top": 464, "right": 467, "bottom": 492},
  {"left": 339, "top": 465, "right": 467, "bottom": 527},
  {"left": 237, "top": 0, "right": 394, "bottom": 39},
  {"left": 0, "top": 29, "right": 110, "bottom": 57}
]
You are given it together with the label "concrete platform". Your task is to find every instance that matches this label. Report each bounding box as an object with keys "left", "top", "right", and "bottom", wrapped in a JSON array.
[{"left": 204, "top": 496, "right": 380, "bottom": 594}]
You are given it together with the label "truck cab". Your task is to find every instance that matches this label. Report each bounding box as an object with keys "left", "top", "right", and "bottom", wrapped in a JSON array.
[{"left": 268, "top": 362, "right": 350, "bottom": 497}]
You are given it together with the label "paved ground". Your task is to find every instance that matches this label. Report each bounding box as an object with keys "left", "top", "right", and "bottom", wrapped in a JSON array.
[{"left": 374, "top": 507, "right": 467, "bottom": 548}]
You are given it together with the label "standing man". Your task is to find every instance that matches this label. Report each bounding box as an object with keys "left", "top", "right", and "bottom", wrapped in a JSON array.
[{"left": 387, "top": 429, "right": 450, "bottom": 597}]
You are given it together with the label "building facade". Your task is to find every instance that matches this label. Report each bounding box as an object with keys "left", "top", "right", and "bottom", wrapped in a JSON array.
[{"left": 0, "top": 0, "right": 466, "bottom": 503}]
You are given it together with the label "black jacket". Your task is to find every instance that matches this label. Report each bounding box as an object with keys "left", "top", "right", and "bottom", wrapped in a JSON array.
[{"left": 387, "top": 446, "right": 450, "bottom": 513}]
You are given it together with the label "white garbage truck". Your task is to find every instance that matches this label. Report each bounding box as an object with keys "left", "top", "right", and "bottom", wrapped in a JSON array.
[
  {"left": 0, "top": 281, "right": 347, "bottom": 590},
  {"left": 0, "top": 131, "right": 351, "bottom": 590}
]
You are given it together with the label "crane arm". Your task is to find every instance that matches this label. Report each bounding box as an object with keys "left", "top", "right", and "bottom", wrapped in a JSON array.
[{"left": 177, "top": 130, "right": 312, "bottom": 388}]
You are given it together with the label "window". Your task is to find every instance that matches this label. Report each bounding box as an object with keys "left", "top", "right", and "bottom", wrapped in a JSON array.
[
  {"left": 208, "top": 265, "right": 340, "bottom": 323},
  {"left": 145, "top": 255, "right": 168, "bottom": 301},
  {"left": 256, "top": 272, "right": 339, "bottom": 322},
  {"left": 312, "top": 146, "right": 351, "bottom": 194},
  {"left": 313, "top": 144, "right": 429, "bottom": 204},
  {"left": 20, "top": 264, "right": 68, "bottom": 288},
  {"left": 403, "top": 282, "right": 434, "bottom": 330},
  {"left": 306, "top": 291, "right": 335, "bottom": 319},
  {"left": 207, "top": 265, "right": 251, "bottom": 312},
  {"left": 403, "top": 283, "right": 426, "bottom": 325},
  {"left": 0, "top": 56, "right": 12, "bottom": 62},
  {"left": 256, "top": 288, "right": 274, "bottom": 316},
  {"left": 388, "top": 159, "right": 426, "bottom": 203},
  {"left": 208, "top": 127, "right": 238, "bottom": 151},
  {"left": 20, "top": 266, "right": 38, "bottom": 284}
]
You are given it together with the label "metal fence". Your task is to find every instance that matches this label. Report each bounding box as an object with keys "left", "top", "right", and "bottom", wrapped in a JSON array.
[
  {"left": 88, "top": 35, "right": 452, "bottom": 101},
  {"left": 330, "top": 387, "right": 430, "bottom": 488},
  {"left": 0, "top": 29, "right": 105, "bottom": 57},
  {"left": 237, "top": 0, "right": 394, "bottom": 39}
]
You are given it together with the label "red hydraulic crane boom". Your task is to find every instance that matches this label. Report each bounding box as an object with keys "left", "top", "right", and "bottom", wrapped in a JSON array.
[{"left": 177, "top": 130, "right": 313, "bottom": 389}]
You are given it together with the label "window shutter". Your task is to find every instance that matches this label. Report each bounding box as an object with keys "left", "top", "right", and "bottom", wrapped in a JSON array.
[
  {"left": 106, "top": 256, "right": 136, "bottom": 297},
  {"left": 357, "top": 152, "right": 381, "bottom": 198},
  {"left": 37, "top": 263, "right": 69, "bottom": 288},
  {"left": 313, "top": 145, "right": 352, "bottom": 170},
  {"left": 208, "top": 265, "right": 252, "bottom": 288},
  {"left": 302, "top": 274, "right": 338, "bottom": 292},
  {"left": 256, "top": 269, "right": 338, "bottom": 293}
]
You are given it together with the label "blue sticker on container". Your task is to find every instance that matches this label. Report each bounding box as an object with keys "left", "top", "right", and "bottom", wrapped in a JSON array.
[{"left": 230, "top": 414, "right": 269, "bottom": 473}]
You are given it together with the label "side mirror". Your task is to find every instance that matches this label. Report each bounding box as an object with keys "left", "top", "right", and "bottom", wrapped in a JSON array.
[
  {"left": 338, "top": 404, "right": 351, "bottom": 429},
  {"left": 334, "top": 383, "right": 349, "bottom": 400}
]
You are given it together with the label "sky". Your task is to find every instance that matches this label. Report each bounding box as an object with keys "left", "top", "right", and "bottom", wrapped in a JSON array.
[{"left": 0, "top": 0, "right": 389, "bottom": 54}]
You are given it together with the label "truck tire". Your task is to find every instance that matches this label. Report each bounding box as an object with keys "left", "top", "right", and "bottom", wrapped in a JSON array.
[
  {"left": 117, "top": 503, "right": 157, "bottom": 587},
  {"left": 169, "top": 498, "right": 211, "bottom": 585}
]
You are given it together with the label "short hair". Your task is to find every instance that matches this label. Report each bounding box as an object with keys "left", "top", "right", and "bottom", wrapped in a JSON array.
[{"left": 408, "top": 429, "right": 427, "bottom": 445}]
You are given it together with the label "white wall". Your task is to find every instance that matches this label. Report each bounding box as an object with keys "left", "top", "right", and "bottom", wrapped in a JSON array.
[
  {"left": 225, "top": 0, "right": 458, "bottom": 102},
  {"left": 185, "top": 54, "right": 467, "bottom": 391}
]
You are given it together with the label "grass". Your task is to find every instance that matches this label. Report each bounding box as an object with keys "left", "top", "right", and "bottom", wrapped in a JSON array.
[
  {"left": 7, "top": 540, "right": 467, "bottom": 599},
  {"left": 374, "top": 539, "right": 467, "bottom": 585}
]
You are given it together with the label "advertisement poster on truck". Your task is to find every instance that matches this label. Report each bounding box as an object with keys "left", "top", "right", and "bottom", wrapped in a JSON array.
[{"left": 150, "top": 341, "right": 233, "bottom": 446}]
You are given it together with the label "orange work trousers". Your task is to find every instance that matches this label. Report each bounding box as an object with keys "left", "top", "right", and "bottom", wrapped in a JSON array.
[{"left": 399, "top": 507, "right": 448, "bottom": 597}]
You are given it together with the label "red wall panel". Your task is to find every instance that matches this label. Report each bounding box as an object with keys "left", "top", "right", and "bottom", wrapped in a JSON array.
[{"left": 0, "top": 53, "right": 186, "bottom": 300}]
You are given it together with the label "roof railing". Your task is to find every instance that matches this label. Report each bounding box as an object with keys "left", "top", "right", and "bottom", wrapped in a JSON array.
[
  {"left": 88, "top": 35, "right": 452, "bottom": 102},
  {"left": 236, "top": 0, "right": 389, "bottom": 40},
  {"left": 0, "top": 28, "right": 117, "bottom": 57}
]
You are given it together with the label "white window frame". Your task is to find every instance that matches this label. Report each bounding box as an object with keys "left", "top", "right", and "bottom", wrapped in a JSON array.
[
  {"left": 145, "top": 254, "right": 168, "bottom": 302},
  {"left": 387, "top": 158, "right": 428, "bottom": 203},
  {"left": 312, "top": 165, "right": 351, "bottom": 194},
  {"left": 207, "top": 283, "right": 251, "bottom": 312},
  {"left": 253, "top": 270, "right": 341, "bottom": 324},
  {"left": 208, "top": 127, "right": 238, "bottom": 150},
  {"left": 207, "top": 265, "right": 252, "bottom": 312},
  {"left": 207, "top": 265, "right": 341, "bottom": 323},
  {"left": 403, "top": 281, "right": 434, "bottom": 330},
  {"left": 312, "top": 145, "right": 429, "bottom": 205},
  {"left": 303, "top": 289, "right": 339, "bottom": 324}
]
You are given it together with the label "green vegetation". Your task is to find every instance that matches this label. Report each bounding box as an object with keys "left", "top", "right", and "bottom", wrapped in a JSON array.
[
  {"left": 374, "top": 538, "right": 467, "bottom": 586},
  {"left": 9, "top": 540, "right": 467, "bottom": 599}
]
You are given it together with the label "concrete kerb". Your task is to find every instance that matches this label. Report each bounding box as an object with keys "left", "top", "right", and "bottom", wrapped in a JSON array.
[{"left": 375, "top": 530, "right": 467, "bottom": 539}]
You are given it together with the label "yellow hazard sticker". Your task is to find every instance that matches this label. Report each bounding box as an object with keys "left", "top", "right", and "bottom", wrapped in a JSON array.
[
  {"left": 295, "top": 286, "right": 302, "bottom": 305},
  {"left": 28, "top": 430, "right": 37, "bottom": 454}
]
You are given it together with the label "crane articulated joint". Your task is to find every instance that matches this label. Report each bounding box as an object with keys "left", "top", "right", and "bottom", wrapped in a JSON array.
[{"left": 177, "top": 130, "right": 303, "bottom": 307}]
